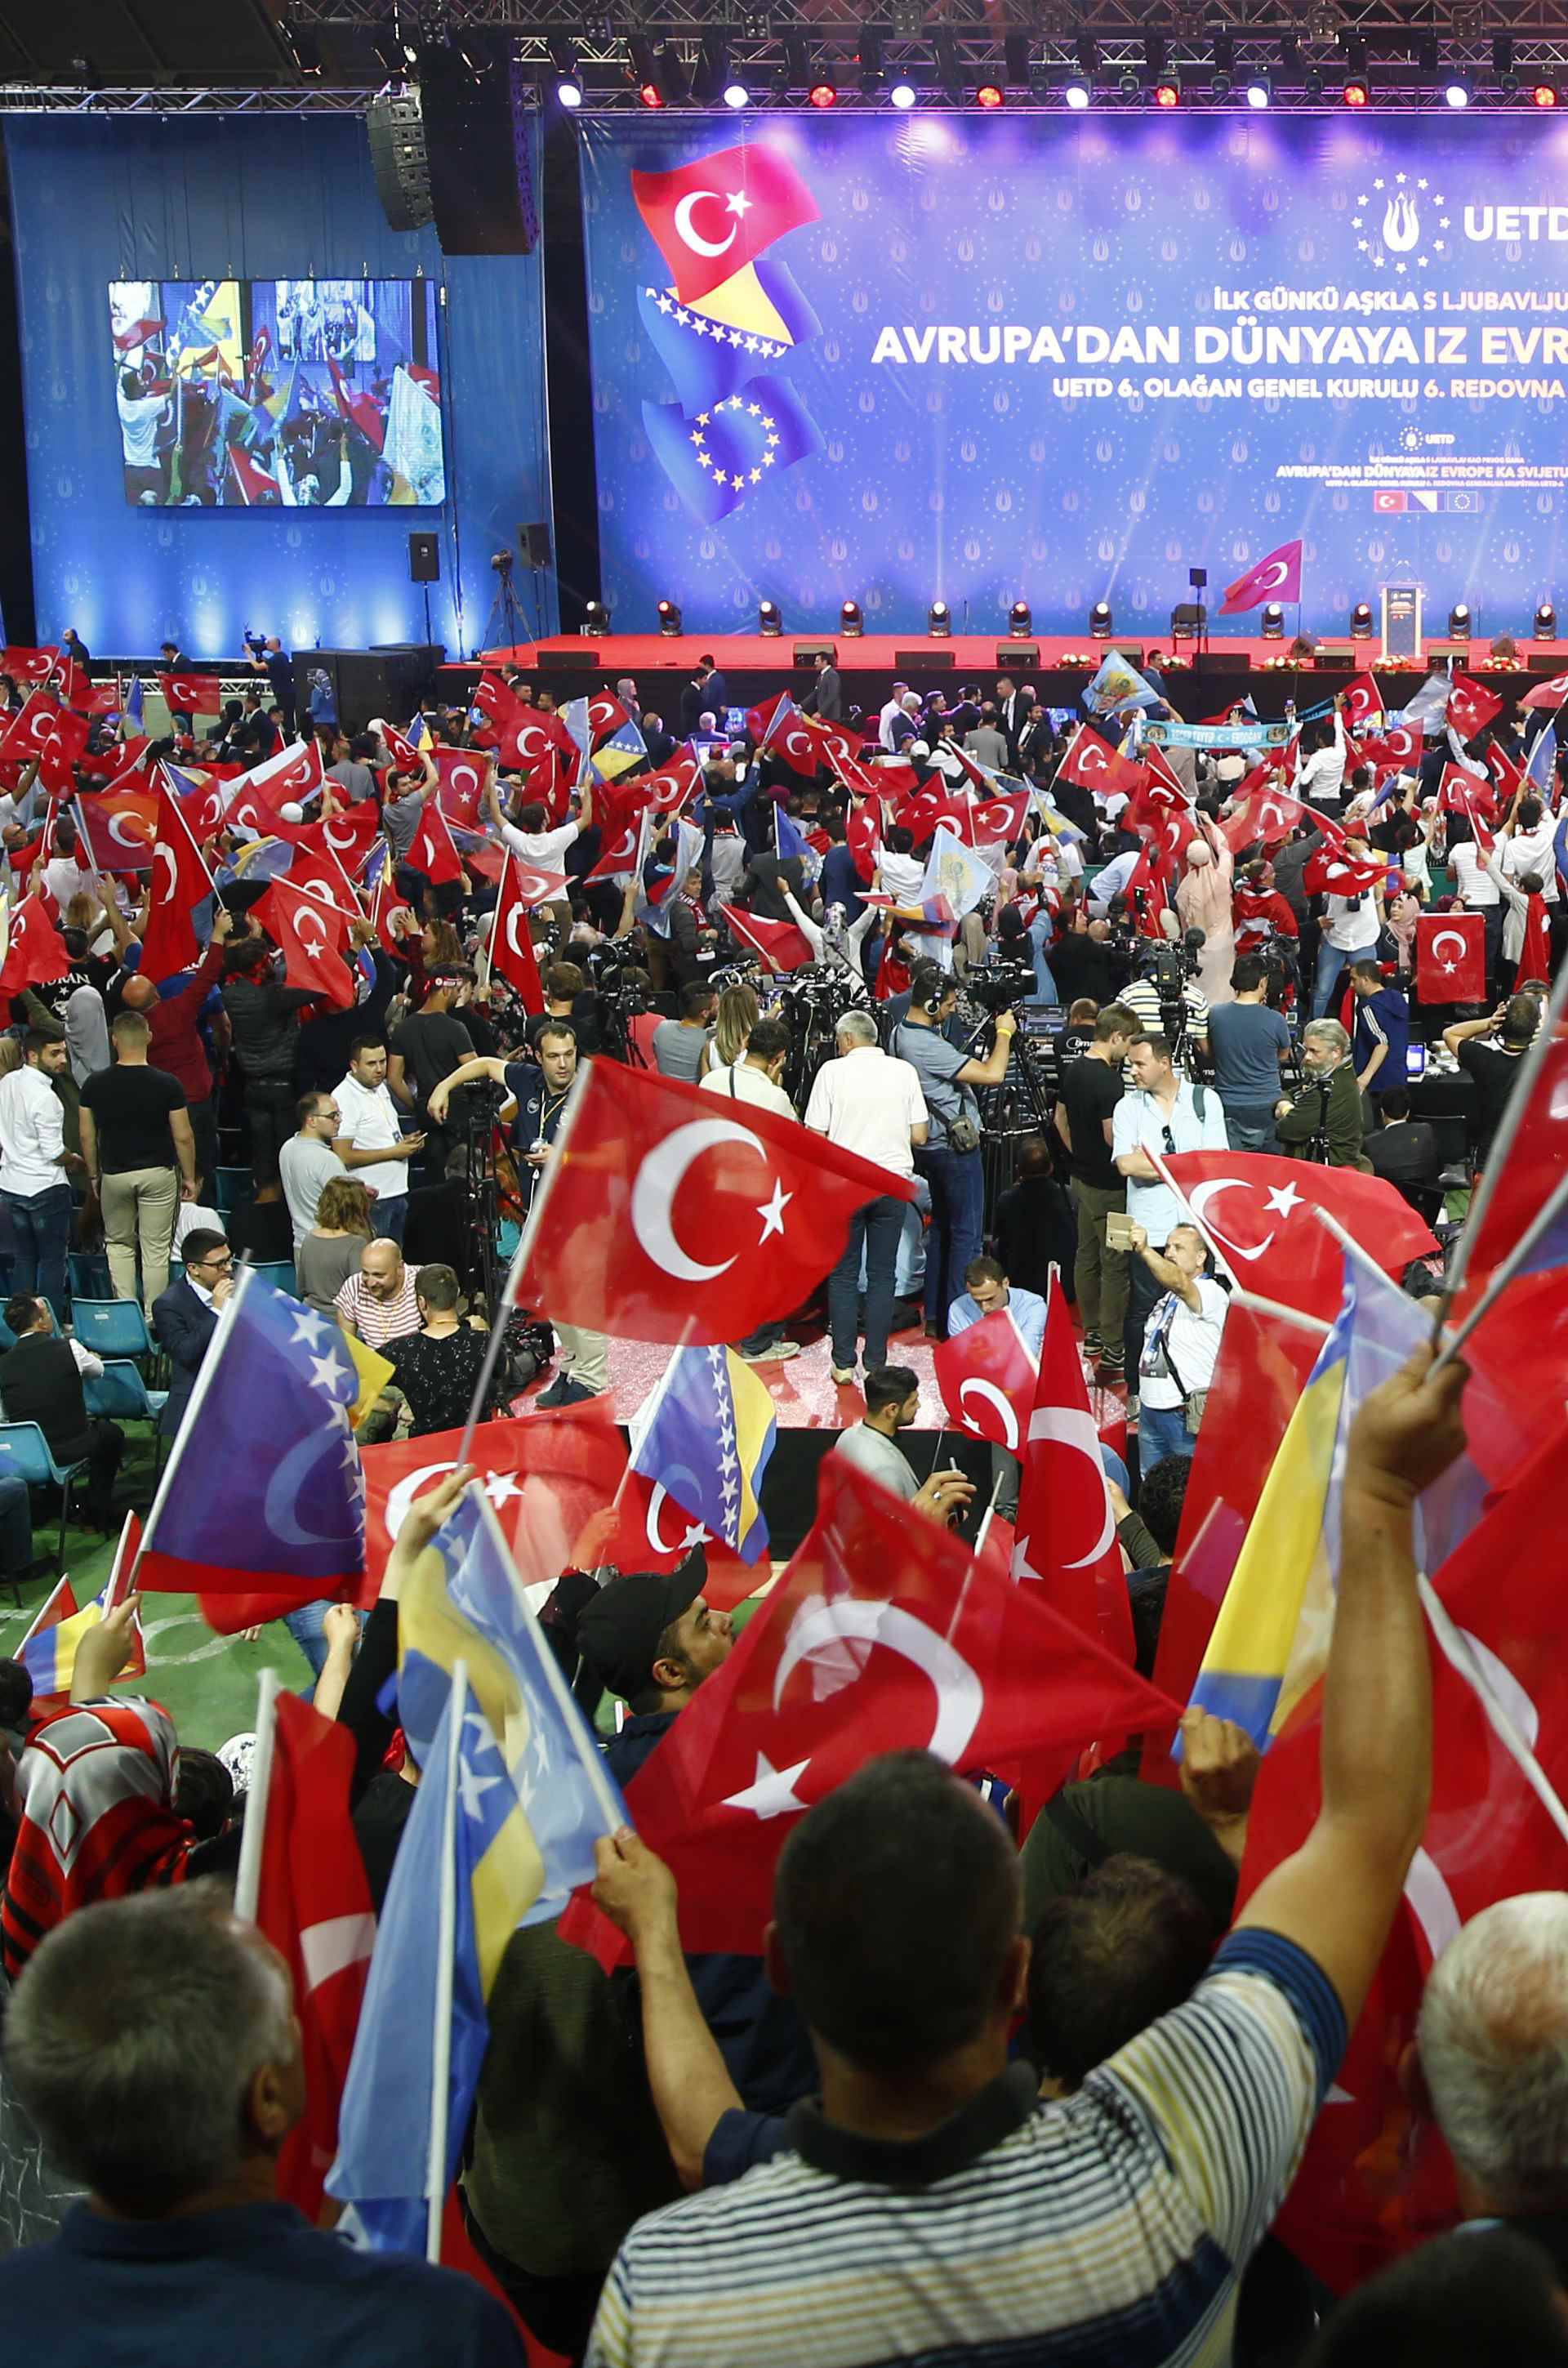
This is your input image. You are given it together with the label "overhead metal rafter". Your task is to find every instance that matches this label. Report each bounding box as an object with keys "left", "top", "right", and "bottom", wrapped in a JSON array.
[{"left": 0, "top": 82, "right": 383, "bottom": 112}]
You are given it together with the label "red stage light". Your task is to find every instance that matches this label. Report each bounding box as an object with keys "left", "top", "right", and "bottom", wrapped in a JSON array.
[
  {"left": 1532, "top": 83, "right": 1559, "bottom": 107},
  {"left": 637, "top": 80, "right": 664, "bottom": 107},
  {"left": 1342, "top": 77, "right": 1370, "bottom": 106},
  {"left": 808, "top": 81, "right": 837, "bottom": 108},
  {"left": 1152, "top": 78, "right": 1180, "bottom": 107},
  {"left": 975, "top": 81, "right": 1005, "bottom": 108}
]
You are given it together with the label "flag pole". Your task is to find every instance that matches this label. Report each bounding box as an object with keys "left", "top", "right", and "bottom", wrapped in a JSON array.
[
  {"left": 425, "top": 1657, "right": 466, "bottom": 2266},
  {"left": 232, "top": 1666, "right": 281, "bottom": 1925},
  {"left": 128, "top": 1263, "right": 253, "bottom": 1590},
  {"left": 457, "top": 1057, "right": 593, "bottom": 1465},
  {"left": 1437, "top": 954, "right": 1568, "bottom": 1320},
  {"left": 972, "top": 1464, "right": 1008, "bottom": 1563},
  {"left": 1432, "top": 1166, "right": 1568, "bottom": 1371}
]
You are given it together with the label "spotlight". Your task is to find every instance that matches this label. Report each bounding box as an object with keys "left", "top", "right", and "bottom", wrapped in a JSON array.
[
  {"left": 1445, "top": 79, "right": 1470, "bottom": 109},
  {"left": 1536, "top": 602, "right": 1558, "bottom": 637},
  {"left": 1089, "top": 602, "right": 1111, "bottom": 638},
  {"left": 840, "top": 600, "right": 864, "bottom": 638},
  {"left": 723, "top": 80, "right": 750, "bottom": 108},
  {"left": 1245, "top": 74, "right": 1271, "bottom": 108},
  {"left": 657, "top": 599, "right": 684, "bottom": 638},
  {"left": 635, "top": 78, "right": 664, "bottom": 107},
  {"left": 1063, "top": 74, "right": 1092, "bottom": 108},
  {"left": 1261, "top": 602, "right": 1285, "bottom": 640},
  {"left": 760, "top": 600, "right": 783, "bottom": 636},
  {"left": 1009, "top": 600, "right": 1034, "bottom": 637},
  {"left": 583, "top": 600, "right": 610, "bottom": 635},
  {"left": 555, "top": 73, "right": 584, "bottom": 108},
  {"left": 929, "top": 600, "right": 952, "bottom": 638},
  {"left": 1534, "top": 83, "right": 1560, "bottom": 108},
  {"left": 1350, "top": 602, "right": 1374, "bottom": 640},
  {"left": 1342, "top": 74, "right": 1370, "bottom": 107},
  {"left": 808, "top": 78, "right": 838, "bottom": 107},
  {"left": 975, "top": 81, "right": 1004, "bottom": 107},
  {"left": 1303, "top": 64, "right": 1325, "bottom": 101},
  {"left": 1211, "top": 65, "right": 1232, "bottom": 100},
  {"left": 1450, "top": 603, "right": 1472, "bottom": 640},
  {"left": 889, "top": 79, "right": 917, "bottom": 107},
  {"left": 1119, "top": 68, "right": 1139, "bottom": 99},
  {"left": 1152, "top": 75, "right": 1181, "bottom": 107}
]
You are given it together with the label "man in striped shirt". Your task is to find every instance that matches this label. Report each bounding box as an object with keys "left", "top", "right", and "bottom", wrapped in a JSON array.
[
  {"left": 333, "top": 1238, "right": 422, "bottom": 1352},
  {"left": 586, "top": 1343, "right": 1469, "bottom": 2368}
]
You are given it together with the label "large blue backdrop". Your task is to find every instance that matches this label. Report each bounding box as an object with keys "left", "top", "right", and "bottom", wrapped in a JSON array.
[
  {"left": 7, "top": 115, "right": 554, "bottom": 657},
  {"left": 581, "top": 113, "right": 1568, "bottom": 637}
]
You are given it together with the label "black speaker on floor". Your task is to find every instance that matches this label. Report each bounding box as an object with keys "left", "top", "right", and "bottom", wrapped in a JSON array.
[
  {"left": 408, "top": 532, "right": 440, "bottom": 584},
  {"left": 421, "top": 53, "right": 538, "bottom": 255},
  {"left": 896, "top": 648, "right": 955, "bottom": 669},
  {"left": 553, "top": 648, "right": 601, "bottom": 670},
  {"left": 1000, "top": 644, "right": 1040, "bottom": 668},
  {"left": 1196, "top": 649, "right": 1251, "bottom": 675},
  {"left": 519, "top": 521, "right": 553, "bottom": 569},
  {"left": 305, "top": 645, "right": 443, "bottom": 726}
]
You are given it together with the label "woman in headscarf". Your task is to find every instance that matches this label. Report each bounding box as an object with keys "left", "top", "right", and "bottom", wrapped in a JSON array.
[{"left": 1174, "top": 823, "right": 1236, "bottom": 1008}]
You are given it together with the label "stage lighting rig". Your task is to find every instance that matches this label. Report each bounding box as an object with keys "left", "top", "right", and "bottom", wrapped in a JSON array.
[
  {"left": 1342, "top": 73, "right": 1370, "bottom": 107},
  {"left": 549, "top": 38, "right": 583, "bottom": 107},
  {"left": 975, "top": 80, "right": 1005, "bottom": 109},
  {"left": 760, "top": 600, "right": 783, "bottom": 636},
  {"left": 657, "top": 600, "right": 684, "bottom": 637},
  {"left": 1449, "top": 603, "right": 1472, "bottom": 640},
  {"left": 1009, "top": 601, "right": 1034, "bottom": 637},
  {"left": 1063, "top": 75, "right": 1091, "bottom": 109},
  {"left": 1445, "top": 78, "right": 1471, "bottom": 109},
  {"left": 1089, "top": 602, "right": 1112, "bottom": 638},
  {"left": 1152, "top": 75, "right": 1182, "bottom": 107},
  {"left": 889, "top": 79, "right": 918, "bottom": 108},
  {"left": 840, "top": 600, "right": 864, "bottom": 637},
  {"left": 1261, "top": 603, "right": 1285, "bottom": 640},
  {"left": 1245, "top": 74, "right": 1271, "bottom": 109},
  {"left": 583, "top": 600, "right": 610, "bottom": 635},
  {"left": 1350, "top": 602, "right": 1374, "bottom": 640},
  {"left": 1537, "top": 603, "right": 1558, "bottom": 638},
  {"left": 1534, "top": 83, "right": 1560, "bottom": 108},
  {"left": 929, "top": 600, "right": 952, "bottom": 637},
  {"left": 808, "top": 78, "right": 839, "bottom": 107}
]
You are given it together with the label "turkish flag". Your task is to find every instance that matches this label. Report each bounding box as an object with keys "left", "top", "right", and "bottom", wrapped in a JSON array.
[
  {"left": 228, "top": 736, "right": 326, "bottom": 823},
  {"left": 1056, "top": 727, "right": 1143, "bottom": 800},
  {"left": 1453, "top": 1032, "right": 1568, "bottom": 1297},
  {"left": 586, "top": 690, "right": 630, "bottom": 745},
  {"left": 255, "top": 1692, "right": 376, "bottom": 2222},
  {"left": 1218, "top": 537, "right": 1303, "bottom": 615},
  {"left": 1156, "top": 1150, "right": 1437, "bottom": 1322},
  {"left": 1123, "top": 841, "right": 1176, "bottom": 939},
  {"left": 932, "top": 1309, "right": 1037, "bottom": 1451},
  {"left": 1447, "top": 671, "right": 1505, "bottom": 743},
  {"left": 488, "top": 853, "right": 547, "bottom": 1014},
  {"left": 255, "top": 876, "right": 353, "bottom": 1010},
  {"left": 0, "top": 692, "right": 62, "bottom": 765},
  {"left": 894, "top": 787, "right": 972, "bottom": 848},
  {"left": 1437, "top": 765, "right": 1496, "bottom": 857},
  {"left": 1011, "top": 1278, "right": 1134, "bottom": 1661},
  {"left": 376, "top": 720, "right": 420, "bottom": 772},
  {"left": 1521, "top": 670, "right": 1568, "bottom": 711},
  {"left": 0, "top": 894, "right": 70, "bottom": 999},
  {"left": 629, "top": 747, "right": 702, "bottom": 820},
  {"left": 1220, "top": 781, "right": 1311, "bottom": 856},
  {"left": 405, "top": 798, "right": 463, "bottom": 885},
  {"left": 563, "top": 1453, "right": 1181, "bottom": 1963},
  {"left": 516, "top": 1055, "right": 918, "bottom": 1346},
  {"left": 0, "top": 645, "right": 59, "bottom": 684},
  {"left": 497, "top": 704, "right": 575, "bottom": 772},
  {"left": 604, "top": 1468, "right": 756, "bottom": 1612},
  {"left": 844, "top": 796, "right": 884, "bottom": 883},
  {"left": 585, "top": 814, "right": 642, "bottom": 881},
  {"left": 158, "top": 671, "right": 224, "bottom": 716},
  {"left": 762, "top": 704, "right": 823, "bottom": 781},
  {"left": 1487, "top": 737, "right": 1526, "bottom": 800},
  {"left": 1302, "top": 845, "right": 1389, "bottom": 898},
  {"left": 359, "top": 1405, "right": 627, "bottom": 1599},
  {"left": 284, "top": 846, "right": 363, "bottom": 923},
  {"left": 74, "top": 789, "right": 158, "bottom": 872},
  {"left": 797, "top": 715, "right": 859, "bottom": 769},
  {"left": 970, "top": 790, "right": 1031, "bottom": 846},
  {"left": 298, "top": 802, "right": 382, "bottom": 874},
  {"left": 471, "top": 671, "right": 520, "bottom": 729},
  {"left": 634, "top": 142, "right": 820, "bottom": 305},
  {"left": 35, "top": 708, "right": 91, "bottom": 798},
  {"left": 1342, "top": 673, "right": 1383, "bottom": 730},
  {"left": 717, "top": 903, "right": 814, "bottom": 973},
  {"left": 1415, "top": 911, "right": 1486, "bottom": 1003},
  {"left": 431, "top": 745, "right": 488, "bottom": 832},
  {"left": 139, "top": 787, "right": 216, "bottom": 981},
  {"left": 1357, "top": 721, "right": 1422, "bottom": 773}
]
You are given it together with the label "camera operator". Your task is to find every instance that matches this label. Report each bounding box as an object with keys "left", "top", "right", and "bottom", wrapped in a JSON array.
[
  {"left": 526, "top": 960, "right": 601, "bottom": 1058},
  {"left": 1118, "top": 936, "right": 1209, "bottom": 1062},
  {"left": 779, "top": 884, "right": 876, "bottom": 998},
  {"left": 1274, "top": 1019, "right": 1368, "bottom": 1171},
  {"left": 894, "top": 971, "right": 1017, "bottom": 1340}
]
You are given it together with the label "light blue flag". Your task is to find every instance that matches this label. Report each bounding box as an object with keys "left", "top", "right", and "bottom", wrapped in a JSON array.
[
  {"left": 1527, "top": 722, "right": 1557, "bottom": 796},
  {"left": 1085, "top": 653, "right": 1160, "bottom": 717},
  {"left": 125, "top": 676, "right": 144, "bottom": 730},
  {"left": 1399, "top": 674, "right": 1455, "bottom": 737}
]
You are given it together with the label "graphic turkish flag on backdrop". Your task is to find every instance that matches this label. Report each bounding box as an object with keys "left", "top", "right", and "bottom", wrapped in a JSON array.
[
  {"left": 564, "top": 1455, "right": 1181, "bottom": 1963},
  {"left": 255, "top": 1692, "right": 375, "bottom": 2222},
  {"left": 633, "top": 143, "right": 821, "bottom": 305},
  {"left": 1156, "top": 1150, "right": 1437, "bottom": 1322},
  {"left": 1415, "top": 910, "right": 1486, "bottom": 1003},
  {"left": 517, "top": 1057, "right": 917, "bottom": 1346}
]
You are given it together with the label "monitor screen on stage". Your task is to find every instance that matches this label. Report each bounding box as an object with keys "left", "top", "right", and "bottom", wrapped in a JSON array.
[{"left": 108, "top": 278, "right": 444, "bottom": 507}]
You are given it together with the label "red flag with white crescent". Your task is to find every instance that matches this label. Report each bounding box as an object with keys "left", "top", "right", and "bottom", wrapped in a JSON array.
[
  {"left": 139, "top": 787, "right": 216, "bottom": 981},
  {"left": 488, "top": 853, "right": 546, "bottom": 1015},
  {"left": 254, "top": 876, "right": 353, "bottom": 1010},
  {"left": 1011, "top": 1278, "right": 1134, "bottom": 1662},
  {"left": 1154, "top": 1149, "right": 1437, "bottom": 1322},
  {"left": 1341, "top": 673, "right": 1383, "bottom": 730},
  {"left": 1415, "top": 912, "right": 1486, "bottom": 1003},
  {"left": 716, "top": 903, "right": 814, "bottom": 974},
  {"left": 432, "top": 745, "right": 488, "bottom": 832},
  {"left": 1057, "top": 726, "right": 1144, "bottom": 800},
  {"left": 932, "top": 1310, "right": 1038, "bottom": 1451}
]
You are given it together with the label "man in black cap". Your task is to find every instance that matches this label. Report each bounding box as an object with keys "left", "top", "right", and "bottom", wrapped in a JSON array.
[{"left": 574, "top": 1559, "right": 734, "bottom": 1789}]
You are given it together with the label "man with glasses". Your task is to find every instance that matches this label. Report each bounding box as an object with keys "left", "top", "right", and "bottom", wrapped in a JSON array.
[
  {"left": 279, "top": 1092, "right": 348, "bottom": 1254},
  {"left": 151, "top": 1229, "right": 234, "bottom": 1438},
  {"left": 1111, "top": 1034, "right": 1228, "bottom": 1396}
]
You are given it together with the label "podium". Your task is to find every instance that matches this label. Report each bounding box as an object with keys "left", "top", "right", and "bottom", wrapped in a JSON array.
[{"left": 1381, "top": 585, "right": 1422, "bottom": 663}]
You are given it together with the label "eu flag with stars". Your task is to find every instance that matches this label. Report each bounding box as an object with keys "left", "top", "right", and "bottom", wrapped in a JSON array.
[
  {"left": 630, "top": 1344, "right": 777, "bottom": 1564},
  {"left": 327, "top": 1676, "right": 536, "bottom": 2255},
  {"left": 135, "top": 1272, "right": 366, "bottom": 1602},
  {"left": 397, "top": 1486, "right": 627, "bottom": 1922},
  {"left": 644, "top": 379, "right": 822, "bottom": 528}
]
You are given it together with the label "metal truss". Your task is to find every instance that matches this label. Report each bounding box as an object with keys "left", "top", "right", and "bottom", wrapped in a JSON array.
[
  {"left": 285, "top": 0, "right": 1568, "bottom": 31},
  {"left": 0, "top": 83, "right": 383, "bottom": 114}
]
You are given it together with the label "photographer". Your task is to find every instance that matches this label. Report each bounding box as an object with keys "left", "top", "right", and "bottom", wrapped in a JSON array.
[
  {"left": 779, "top": 885, "right": 876, "bottom": 1001},
  {"left": 1112, "top": 1033, "right": 1228, "bottom": 1383},
  {"left": 894, "top": 974, "right": 1016, "bottom": 1341},
  {"left": 1128, "top": 1220, "right": 1229, "bottom": 1470},
  {"left": 1274, "top": 1019, "right": 1368, "bottom": 1171}
]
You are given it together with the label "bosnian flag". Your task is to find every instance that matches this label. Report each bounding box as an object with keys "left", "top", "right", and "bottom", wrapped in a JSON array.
[{"left": 1218, "top": 538, "right": 1303, "bottom": 616}]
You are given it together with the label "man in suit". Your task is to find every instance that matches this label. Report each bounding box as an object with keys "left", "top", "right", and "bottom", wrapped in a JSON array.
[
  {"left": 996, "top": 675, "right": 1029, "bottom": 762},
  {"left": 150, "top": 1229, "right": 232, "bottom": 1438},
  {"left": 678, "top": 658, "right": 721, "bottom": 739},
  {"left": 1, "top": 1294, "right": 123, "bottom": 1527},
  {"left": 806, "top": 652, "right": 843, "bottom": 722}
]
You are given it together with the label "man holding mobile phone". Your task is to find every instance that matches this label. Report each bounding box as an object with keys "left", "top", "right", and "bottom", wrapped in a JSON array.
[{"left": 831, "top": 1364, "right": 977, "bottom": 1527}]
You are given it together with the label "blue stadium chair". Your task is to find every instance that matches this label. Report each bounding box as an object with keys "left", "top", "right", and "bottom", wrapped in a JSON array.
[
  {"left": 215, "top": 1166, "right": 254, "bottom": 1215},
  {"left": 69, "top": 1297, "right": 156, "bottom": 1362},
  {"left": 84, "top": 1358, "right": 170, "bottom": 1426},
  {"left": 68, "top": 1250, "right": 114, "bottom": 1302},
  {"left": 0, "top": 1421, "right": 90, "bottom": 1573}
]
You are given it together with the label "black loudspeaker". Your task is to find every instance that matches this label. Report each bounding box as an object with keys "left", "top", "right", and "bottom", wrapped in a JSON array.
[
  {"left": 519, "top": 521, "right": 553, "bottom": 569},
  {"left": 1196, "top": 648, "right": 1252, "bottom": 675},
  {"left": 1313, "top": 642, "right": 1358, "bottom": 666},
  {"left": 793, "top": 643, "right": 835, "bottom": 665},
  {"left": 367, "top": 91, "right": 434, "bottom": 233},
  {"left": 305, "top": 645, "right": 443, "bottom": 726},
  {"left": 1529, "top": 648, "right": 1568, "bottom": 671},
  {"left": 408, "top": 532, "right": 440, "bottom": 584},
  {"left": 421, "top": 55, "right": 539, "bottom": 255},
  {"left": 999, "top": 644, "right": 1040, "bottom": 669},
  {"left": 553, "top": 648, "right": 601, "bottom": 671},
  {"left": 896, "top": 648, "right": 955, "bottom": 669}
]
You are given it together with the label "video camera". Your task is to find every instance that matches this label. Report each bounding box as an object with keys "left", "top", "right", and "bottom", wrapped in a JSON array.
[{"left": 964, "top": 961, "right": 1036, "bottom": 1014}]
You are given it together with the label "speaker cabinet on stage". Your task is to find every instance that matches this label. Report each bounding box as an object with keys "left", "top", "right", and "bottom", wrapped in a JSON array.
[
  {"left": 421, "top": 55, "right": 538, "bottom": 254},
  {"left": 304, "top": 645, "right": 443, "bottom": 725},
  {"left": 897, "top": 648, "right": 954, "bottom": 669},
  {"left": 553, "top": 647, "right": 601, "bottom": 670},
  {"left": 1196, "top": 649, "right": 1252, "bottom": 676},
  {"left": 1313, "top": 642, "right": 1359, "bottom": 666},
  {"left": 999, "top": 644, "right": 1040, "bottom": 669},
  {"left": 1530, "top": 649, "right": 1568, "bottom": 671},
  {"left": 792, "top": 643, "right": 835, "bottom": 665},
  {"left": 519, "top": 522, "right": 553, "bottom": 569},
  {"left": 408, "top": 532, "right": 439, "bottom": 583}
]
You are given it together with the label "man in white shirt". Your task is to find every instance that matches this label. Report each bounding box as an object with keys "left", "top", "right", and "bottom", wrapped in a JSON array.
[
  {"left": 805, "top": 1010, "right": 928, "bottom": 1384},
  {"left": 487, "top": 769, "right": 593, "bottom": 872},
  {"left": 1087, "top": 845, "right": 1143, "bottom": 916},
  {"left": 1499, "top": 793, "right": 1560, "bottom": 906},
  {"left": 42, "top": 818, "right": 96, "bottom": 916},
  {"left": 0, "top": 1032, "right": 74, "bottom": 1318},
  {"left": 1448, "top": 826, "right": 1503, "bottom": 994},
  {"left": 332, "top": 1035, "right": 425, "bottom": 1247},
  {"left": 877, "top": 683, "right": 911, "bottom": 753},
  {"left": 1128, "top": 1220, "right": 1230, "bottom": 1471},
  {"left": 1296, "top": 699, "right": 1347, "bottom": 814},
  {"left": 1111, "top": 1032, "right": 1229, "bottom": 1385},
  {"left": 1312, "top": 847, "right": 1385, "bottom": 1019},
  {"left": 279, "top": 1090, "right": 348, "bottom": 1251}
]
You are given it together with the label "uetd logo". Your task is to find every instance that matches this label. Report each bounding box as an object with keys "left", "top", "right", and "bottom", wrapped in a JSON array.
[{"left": 1350, "top": 172, "right": 1450, "bottom": 274}]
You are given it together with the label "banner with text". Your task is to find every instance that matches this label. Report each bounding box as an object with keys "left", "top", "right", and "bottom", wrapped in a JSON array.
[{"left": 579, "top": 115, "right": 1568, "bottom": 637}]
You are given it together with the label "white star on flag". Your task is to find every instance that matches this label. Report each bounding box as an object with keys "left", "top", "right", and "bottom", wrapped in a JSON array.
[
  {"left": 755, "top": 1180, "right": 791, "bottom": 1242},
  {"left": 723, "top": 1751, "right": 810, "bottom": 1819},
  {"left": 1264, "top": 1181, "right": 1304, "bottom": 1218},
  {"left": 724, "top": 189, "right": 753, "bottom": 216},
  {"left": 309, "top": 1349, "right": 350, "bottom": 1395},
  {"left": 292, "top": 1309, "right": 330, "bottom": 1351}
]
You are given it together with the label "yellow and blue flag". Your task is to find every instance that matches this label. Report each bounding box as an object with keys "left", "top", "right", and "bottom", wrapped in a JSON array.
[
  {"left": 630, "top": 1343, "right": 777, "bottom": 1565},
  {"left": 594, "top": 719, "right": 648, "bottom": 782}
]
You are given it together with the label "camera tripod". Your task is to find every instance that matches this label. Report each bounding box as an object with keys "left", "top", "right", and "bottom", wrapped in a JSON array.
[{"left": 481, "top": 558, "right": 527, "bottom": 660}]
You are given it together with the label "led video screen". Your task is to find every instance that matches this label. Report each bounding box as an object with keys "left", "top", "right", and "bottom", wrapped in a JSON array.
[{"left": 109, "top": 276, "right": 444, "bottom": 507}]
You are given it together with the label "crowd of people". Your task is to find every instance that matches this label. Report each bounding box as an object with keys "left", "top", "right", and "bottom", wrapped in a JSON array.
[{"left": 0, "top": 630, "right": 1561, "bottom": 2362}]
